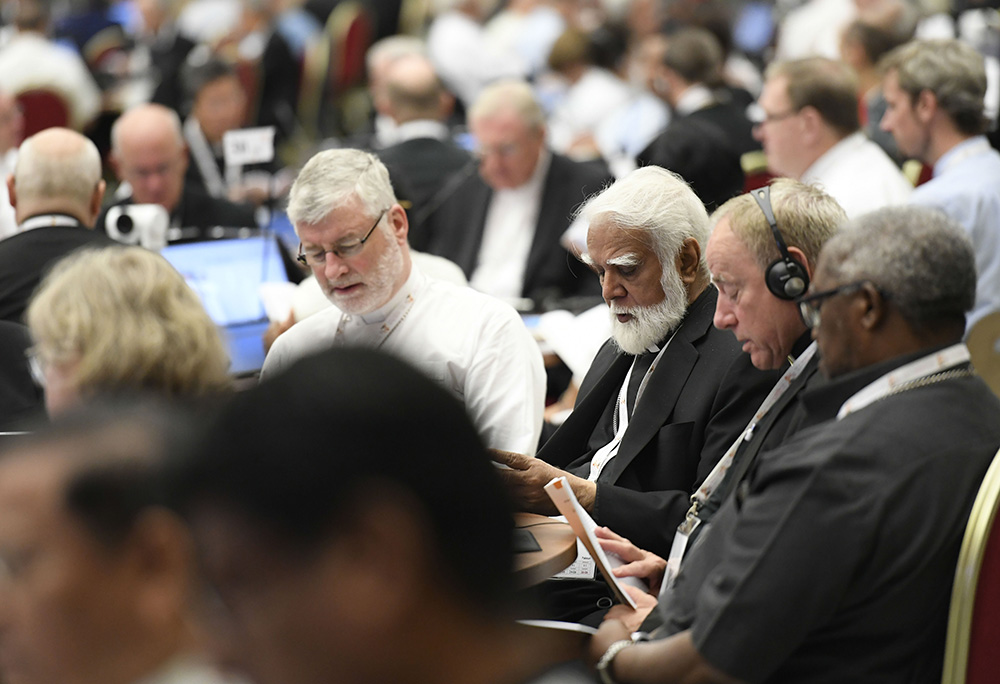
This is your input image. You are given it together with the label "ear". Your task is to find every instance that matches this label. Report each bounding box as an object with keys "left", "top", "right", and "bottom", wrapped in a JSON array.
[
  {"left": 786, "top": 246, "right": 813, "bottom": 279},
  {"left": 915, "top": 89, "right": 937, "bottom": 124},
  {"left": 675, "top": 237, "right": 702, "bottom": 286},
  {"left": 797, "top": 106, "right": 824, "bottom": 144},
  {"left": 178, "top": 144, "right": 190, "bottom": 175},
  {"left": 7, "top": 173, "right": 15, "bottom": 211},
  {"left": 125, "top": 508, "right": 196, "bottom": 628},
  {"left": 89, "top": 179, "right": 106, "bottom": 225},
  {"left": 856, "top": 281, "right": 889, "bottom": 331},
  {"left": 388, "top": 203, "right": 409, "bottom": 245},
  {"left": 317, "top": 493, "right": 430, "bottom": 634}
]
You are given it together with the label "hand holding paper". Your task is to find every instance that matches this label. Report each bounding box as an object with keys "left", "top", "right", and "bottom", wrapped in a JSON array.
[{"left": 544, "top": 476, "right": 646, "bottom": 609}]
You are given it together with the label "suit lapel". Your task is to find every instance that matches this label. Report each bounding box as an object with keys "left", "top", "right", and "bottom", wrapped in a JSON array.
[
  {"left": 598, "top": 287, "right": 718, "bottom": 483},
  {"left": 458, "top": 181, "right": 492, "bottom": 276},
  {"left": 539, "top": 344, "right": 631, "bottom": 468},
  {"left": 523, "top": 154, "right": 569, "bottom": 296}
]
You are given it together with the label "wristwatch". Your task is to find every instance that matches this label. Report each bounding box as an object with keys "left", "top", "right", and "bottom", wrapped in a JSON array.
[{"left": 595, "top": 639, "right": 633, "bottom": 684}]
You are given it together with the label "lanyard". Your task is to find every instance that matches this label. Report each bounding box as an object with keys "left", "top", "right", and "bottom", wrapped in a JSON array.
[
  {"left": 334, "top": 293, "right": 417, "bottom": 350},
  {"left": 660, "top": 342, "right": 818, "bottom": 596},
  {"left": 837, "top": 343, "right": 971, "bottom": 419},
  {"left": 934, "top": 138, "right": 991, "bottom": 178},
  {"left": 588, "top": 331, "right": 677, "bottom": 482}
]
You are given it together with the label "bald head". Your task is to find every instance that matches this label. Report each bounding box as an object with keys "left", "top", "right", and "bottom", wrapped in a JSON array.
[
  {"left": 384, "top": 54, "right": 452, "bottom": 123},
  {"left": 8, "top": 128, "right": 104, "bottom": 227},
  {"left": 111, "top": 104, "right": 188, "bottom": 212}
]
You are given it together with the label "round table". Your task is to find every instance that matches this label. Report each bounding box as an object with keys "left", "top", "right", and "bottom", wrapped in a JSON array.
[{"left": 512, "top": 512, "right": 577, "bottom": 588}]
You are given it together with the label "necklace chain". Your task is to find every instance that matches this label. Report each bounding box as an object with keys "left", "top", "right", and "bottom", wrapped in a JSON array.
[{"left": 879, "top": 367, "right": 974, "bottom": 402}]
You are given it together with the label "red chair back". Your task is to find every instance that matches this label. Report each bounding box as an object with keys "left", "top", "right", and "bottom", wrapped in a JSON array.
[
  {"left": 14, "top": 89, "right": 70, "bottom": 141},
  {"left": 942, "top": 449, "right": 1000, "bottom": 684}
]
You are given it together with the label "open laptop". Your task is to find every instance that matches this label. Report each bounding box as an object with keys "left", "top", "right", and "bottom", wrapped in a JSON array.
[{"left": 161, "top": 235, "right": 290, "bottom": 378}]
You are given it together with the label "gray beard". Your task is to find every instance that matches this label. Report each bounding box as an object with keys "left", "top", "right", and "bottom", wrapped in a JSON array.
[{"left": 608, "top": 269, "right": 688, "bottom": 355}]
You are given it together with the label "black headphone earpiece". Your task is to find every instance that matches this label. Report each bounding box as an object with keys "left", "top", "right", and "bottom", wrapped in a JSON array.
[{"left": 751, "top": 186, "right": 810, "bottom": 300}]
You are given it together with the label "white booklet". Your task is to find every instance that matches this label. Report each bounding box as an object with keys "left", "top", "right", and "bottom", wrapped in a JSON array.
[{"left": 543, "top": 476, "right": 645, "bottom": 609}]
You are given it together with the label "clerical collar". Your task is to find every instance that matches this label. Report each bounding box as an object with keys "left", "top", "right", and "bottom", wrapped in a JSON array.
[
  {"left": 356, "top": 266, "right": 423, "bottom": 325},
  {"left": 394, "top": 120, "right": 450, "bottom": 143},
  {"left": 675, "top": 84, "right": 715, "bottom": 116},
  {"left": 18, "top": 214, "right": 84, "bottom": 233}
]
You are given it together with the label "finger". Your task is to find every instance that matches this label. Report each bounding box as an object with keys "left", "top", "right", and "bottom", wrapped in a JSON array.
[
  {"left": 594, "top": 526, "right": 627, "bottom": 543},
  {"left": 489, "top": 449, "right": 531, "bottom": 470},
  {"left": 600, "top": 539, "right": 643, "bottom": 561},
  {"left": 612, "top": 559, "right": 658, "bottom": 579}
]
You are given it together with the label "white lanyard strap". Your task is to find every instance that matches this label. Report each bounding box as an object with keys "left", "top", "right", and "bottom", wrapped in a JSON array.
[
  {"left": 934, "top": 138, "right": 991, "bottom": 177},
  {"left": 686, "top": 341, "right": 818, "bottom": 521},
  {"left": 662, "top": 342, "right": 819, "bottom": 593},
  {"left": 589, "top": 332, "right": 677, "bottom": 482},
  {"left": 837, "top": 343, "right": 971, "bottom": 419}
]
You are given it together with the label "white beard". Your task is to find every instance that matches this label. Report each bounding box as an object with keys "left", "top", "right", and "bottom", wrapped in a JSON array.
[
  {"left": 609, "top": 267, "right": 689, "bottom": 355},
  {"left": 324, "top": 233, "right": 404, "bottom": 314}
]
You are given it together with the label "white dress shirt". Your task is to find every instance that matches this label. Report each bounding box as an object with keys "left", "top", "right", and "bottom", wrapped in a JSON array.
[
  {"left": 262, "top": 265, "right": 547, "bottom": 454},
  {"left": 471, "top": 150, "right": 551, "bottom": 300},
  {"left": 800, "top": 132, "right": 912, "bottom": 219}
]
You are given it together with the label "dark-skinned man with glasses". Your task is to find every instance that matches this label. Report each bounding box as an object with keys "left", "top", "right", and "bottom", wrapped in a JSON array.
[
  {"left": 261, "top": 148, "right": 547, "bottom": 456},
  {"left": 587, "top": 205, "right": 1000, "bottom": 684}
]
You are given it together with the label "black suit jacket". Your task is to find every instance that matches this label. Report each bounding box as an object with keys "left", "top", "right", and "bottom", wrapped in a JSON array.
[
  {"left": 99, "top": 184, "right": 257, "bottom": 244},
  {"left": 0, "top": 320, "right": 44, "bottom": 430},
  {"left": 377, "top": 136, "right": 473, "bottom": 248},
  {"left": 537, "top": 286, "right": 780, "bottom": 555},
  {"left": 637, "top": 113, "right": 745, "bottom": 212},
  {"left": 0, "top": 222, "right": 118, "bottom": 324},
  {"left": 422, "top": 152, "right": 612, "bottom": 302}
]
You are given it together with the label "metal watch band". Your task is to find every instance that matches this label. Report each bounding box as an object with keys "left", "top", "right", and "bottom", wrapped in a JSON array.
[{"left": 596, "top": 639, "right": 633, "bottom": 684}]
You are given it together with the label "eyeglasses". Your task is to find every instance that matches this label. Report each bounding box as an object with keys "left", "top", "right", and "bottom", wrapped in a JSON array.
[
  {"left": 296, "top": 210, "right": 386, "bottom": 266},
  {"left": 796, "top": 281, "right": 872, "bottom": 329},
  {"left": 748, "top": 103, "right": 801, "bottom": 127}
]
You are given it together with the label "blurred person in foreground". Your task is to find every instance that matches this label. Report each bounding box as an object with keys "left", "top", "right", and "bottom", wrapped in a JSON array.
[
  {"left": 0, "top": 403, "right": 234, "bottom": 684},
  {"left": 162, "top": 347, "right": 595, "bottom": 684},
  {"left": 25, "top": 246, "right": 231, "bottom": 417}
]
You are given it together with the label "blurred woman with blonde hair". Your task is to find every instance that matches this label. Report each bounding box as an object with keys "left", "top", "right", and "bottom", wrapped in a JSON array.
[{"left": 26, "top": 245, "right": 231, "bottom": 415}]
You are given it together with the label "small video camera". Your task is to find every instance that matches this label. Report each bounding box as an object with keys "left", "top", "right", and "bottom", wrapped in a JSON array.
[{"left": 105, "top": 204, "right": 170, "bottom": 250}]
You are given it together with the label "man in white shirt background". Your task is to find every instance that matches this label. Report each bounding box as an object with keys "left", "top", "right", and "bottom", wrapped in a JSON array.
[
  {"left": 753, "top": 56, "right": 912, "bottom": 219},
  {"left": 262, "top": 148, "right": 547, "bottom": 455}
]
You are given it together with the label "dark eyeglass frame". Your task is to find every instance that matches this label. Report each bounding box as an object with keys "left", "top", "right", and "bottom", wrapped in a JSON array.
[
  {"left": 796, "top": 281, "right": 875, "bottom": 329},
  {"left": 749, "top": 104, "right": 802, "bottom": 128},
  {"left": 296, "top": 210, "right": 386, "bottom": 266}
]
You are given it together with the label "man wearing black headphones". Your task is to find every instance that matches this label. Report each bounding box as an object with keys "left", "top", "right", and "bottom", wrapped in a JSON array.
[{"left": 596, "top": 179, "right": 846, "bottom": 585}]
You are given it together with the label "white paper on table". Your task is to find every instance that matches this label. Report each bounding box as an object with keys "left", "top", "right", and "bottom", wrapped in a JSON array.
[
  {"left": 258, "top": 281, "right": 299, "bottom": 323},
  {"left": 543, "top": 476, "right": 643, "bottom": 609}
]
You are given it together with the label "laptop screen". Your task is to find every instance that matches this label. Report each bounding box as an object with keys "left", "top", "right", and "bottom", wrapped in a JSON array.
[
  {"left": 161, "top": 236, "right": 288, "bottom": 326},
  {"left": 161, "top": 236, "right": 290, "bottom": 376}
]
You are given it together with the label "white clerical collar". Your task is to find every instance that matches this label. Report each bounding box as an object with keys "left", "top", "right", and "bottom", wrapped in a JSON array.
[
  {"left": 394, "top": 120, "right": 450, "bottom": 143},
  {"left": 18, "top": 214, "right": 83, "bottom": 233},
  {"left": 357, "top": 265, "right": 424, "bottom": 325},
  {"left": 675, "top": 84, "right": 715, "bottom": 116}
]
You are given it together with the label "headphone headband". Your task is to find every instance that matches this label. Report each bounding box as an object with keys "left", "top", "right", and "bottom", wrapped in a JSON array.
[{"left": 751, "top": 185, "right": 810, "bottom": 300}]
